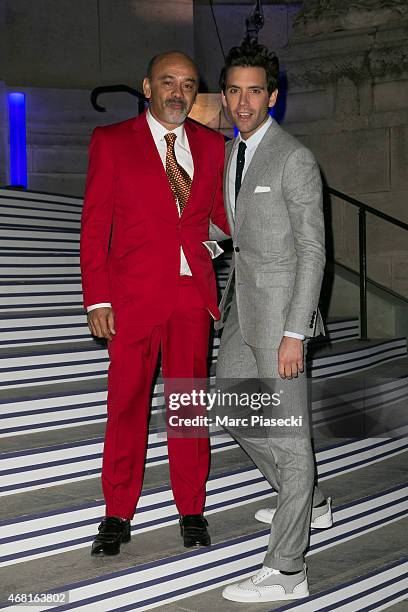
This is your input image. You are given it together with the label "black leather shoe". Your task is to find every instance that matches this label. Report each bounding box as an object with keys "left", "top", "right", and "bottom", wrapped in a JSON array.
[
  {"left": 91, "top": 516, "right": 131, "bottom": 556},
  {"left": 179, "top": 514, "right": 211, "bottom": 548}
]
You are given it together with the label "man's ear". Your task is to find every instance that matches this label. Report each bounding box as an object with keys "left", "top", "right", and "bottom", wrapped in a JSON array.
[
  {"left": 221, "top": 91, "right": 227, "bottom": 108},
  {"left": 268, "top": 89, "right": 278, "bottom": 109},
  {"left": 143, "top": 78, "right": 151, "bottom": 99}
]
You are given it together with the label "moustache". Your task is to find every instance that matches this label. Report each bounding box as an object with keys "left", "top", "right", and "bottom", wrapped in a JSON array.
[{"left": 165, "top": 99, "right": 187, "bottom": 109}]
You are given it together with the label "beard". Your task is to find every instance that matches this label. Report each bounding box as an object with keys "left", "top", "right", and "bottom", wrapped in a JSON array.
[{"left": 163, "top": 98, "right": 189, "bottom": 124}]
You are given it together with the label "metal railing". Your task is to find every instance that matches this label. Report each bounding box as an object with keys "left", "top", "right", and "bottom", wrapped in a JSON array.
[
  {"left": 91, "top": 85, "right": 146, "bottom": 114},
  {"left": 327, "top": 187, "right": 408, "bottom": 340}
]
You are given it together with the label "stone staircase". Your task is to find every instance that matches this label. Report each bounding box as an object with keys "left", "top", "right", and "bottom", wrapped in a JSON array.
[{"left": 0, "top": 188, "right": 407, "bottom": 611}]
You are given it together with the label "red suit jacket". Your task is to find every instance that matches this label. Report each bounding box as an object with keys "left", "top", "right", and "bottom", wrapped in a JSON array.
[{"left": 80, "top": 111, "right": 229, "bottom": 323}]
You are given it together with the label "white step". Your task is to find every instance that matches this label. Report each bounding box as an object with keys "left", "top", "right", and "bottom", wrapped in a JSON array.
[
  {"left": 0, "top": 309, "right": 358, "bottom": 348},
  {"left": 0, "top": 337, "right": 405, "bottom": 391},
  {"left": 0, "top": 203, "right": 81, "bottom": 228},
  {"left": 1, "top": 361, "right": 406, "bottom": 438},
  {"left": 0, "top": 281, "right": 83, "bottom": 310},
  {"left": 0, "top": 466, "right": 270, "bottom": 567},
  {"left": 0, "top": 189, "right": 83, "bottom": 209},
  {"left": 1, "top": 483, "right": 404, "bottom": 612},
  {"left": 0, "top": 428, "right": 233, "bottom": 496},
  {"left": 0, "top": 442, "right": 405, "bottom": 568},
  {"left": 0, "top": 342, "right": 107, "bottom": 389},
  {"left": 0, "top": 274, "right": 230, "bottom": 311},
  {"left": 0, "top": 309, "right": 89, "bottom": 346},
  {"left": 315, "top": 316, "right": 359, "bottom": 342},
  {"left": 271, "top": 558, "right": 408, "bottom": 612},
  {"left": 0, "top": 228, "right": 79, "bottom": 251},
  {"left": 0, "top": 419, "right": 406, "bottom": 496},
  {"left": 0, "top": 253, "right": 80, "bottom": 279},
  {"left": 1, "top": 214, "right": 80, "bottom": 231},
  {"left": 309, "top": 337, "right": 407, "bottom": 378}
]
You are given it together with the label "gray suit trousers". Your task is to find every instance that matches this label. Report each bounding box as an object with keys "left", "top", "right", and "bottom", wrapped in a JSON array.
[{"left": 216, "top": 297, "right": 325, "bottom": 571}]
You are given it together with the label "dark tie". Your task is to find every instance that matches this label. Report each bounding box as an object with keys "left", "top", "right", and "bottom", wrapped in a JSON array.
[
  {"left": 164, "top": 132, "right": 192, "bottom": 214},
  {"left": 235, "top": 141, "right": 247, "bottom": 203}
]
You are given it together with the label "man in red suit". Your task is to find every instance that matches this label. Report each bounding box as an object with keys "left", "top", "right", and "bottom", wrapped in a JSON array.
[{"left": 80, "top": 51, "right": 229, "bottom": 555}]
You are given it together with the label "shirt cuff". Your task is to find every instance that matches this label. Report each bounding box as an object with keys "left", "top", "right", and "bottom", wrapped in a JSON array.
[
  {"left": 284, "top": 331, "right": 305, "bottom": 340},
  {"left": 87, "top": 303, "right": 112, "bottom": 313},
  {"left": 203, "top": 240, "right": 224, "bottom": 259}
]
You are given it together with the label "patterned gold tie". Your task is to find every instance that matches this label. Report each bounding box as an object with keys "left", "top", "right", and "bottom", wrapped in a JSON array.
[{"left": 164, "top": 132, "right": 192, "bottom": 214}]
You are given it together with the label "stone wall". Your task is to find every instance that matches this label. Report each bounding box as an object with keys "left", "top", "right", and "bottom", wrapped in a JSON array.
[
  {"left": 275, "top": 1, "right": 408, "bottom": 304},
  {"left": 1, "top": 0, "right": 194, "bottom": 89},
  {"left": 2, "top": 1, "right": 303, "bottom": 91}
]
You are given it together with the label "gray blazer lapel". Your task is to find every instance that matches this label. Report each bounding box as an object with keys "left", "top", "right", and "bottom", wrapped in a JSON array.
[
  {"left": 223, "top": 140, "right": 235, "bottom": 235},
  {"left": 234, "top": 120, "right": 283, "bottom": 238}
]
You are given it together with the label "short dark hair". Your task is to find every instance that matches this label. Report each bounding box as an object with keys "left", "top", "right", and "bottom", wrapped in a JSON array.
[
  {"left": 146, "top": 51, "right": 199, "bottom": 81},
  {"left": 219, "top": 41, "right": 279, "bottom": 95}
]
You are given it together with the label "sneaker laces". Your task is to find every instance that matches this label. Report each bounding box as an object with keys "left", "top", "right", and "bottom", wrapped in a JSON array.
[{"left": 252, "top": 566, "right": 280, "bottom": 584}]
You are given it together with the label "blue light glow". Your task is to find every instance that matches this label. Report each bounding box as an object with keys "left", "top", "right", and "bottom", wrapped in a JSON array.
[{"left": 8, "top": 92, "right": 28, "bottom": 188}]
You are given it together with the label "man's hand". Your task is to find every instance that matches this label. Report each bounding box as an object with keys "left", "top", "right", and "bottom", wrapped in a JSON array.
[
  {"left": 278, "top": 336, "right": 304, "bottom": 379},
  {"left": 87, "top": 307, "right": 116, "bottom": 341}
]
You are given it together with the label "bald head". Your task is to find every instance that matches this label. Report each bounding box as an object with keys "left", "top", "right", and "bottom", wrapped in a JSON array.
[
  {"left": 146, "top": 51, "right": 199, "bottom": 81},
  {"left": 143, "top": 51, "right": 199, "bottom": 130}
]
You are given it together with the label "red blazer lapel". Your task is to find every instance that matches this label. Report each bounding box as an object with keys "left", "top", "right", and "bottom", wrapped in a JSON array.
[{"left": 184, "top": 119, "right": 202, "bottom": 215}]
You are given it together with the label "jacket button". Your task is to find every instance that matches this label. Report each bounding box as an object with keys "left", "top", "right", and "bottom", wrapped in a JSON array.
[{"left": 234, "top": 247, "right": 240, "bottom": 253}]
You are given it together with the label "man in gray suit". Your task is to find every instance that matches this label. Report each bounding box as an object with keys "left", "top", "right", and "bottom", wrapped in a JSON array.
[{"left": 215, "top": 42, "right": 333, "bottom": 602}]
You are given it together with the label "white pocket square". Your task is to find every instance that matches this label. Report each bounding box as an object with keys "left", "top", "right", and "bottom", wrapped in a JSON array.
[{"left": 254, "top": 185, "right": 271, "bottom": 193}]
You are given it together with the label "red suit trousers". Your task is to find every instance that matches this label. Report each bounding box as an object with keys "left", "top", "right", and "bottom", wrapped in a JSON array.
[{"left": 102, "top": 277, "right": 211, "bottom": 519}]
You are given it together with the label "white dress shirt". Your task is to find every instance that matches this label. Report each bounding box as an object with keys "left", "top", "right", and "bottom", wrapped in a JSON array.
[
  {"left": 87, "top": 109, "right": 222, "bottom": 313},
  {"left": 228, "top": 116, "right": 272, "bottom": 219},
  {"left": 146, "top": 109, "right": 193, "bottom": 276},
  {"left": 228, "top": 116, "right": 304, "bottom": 340}
]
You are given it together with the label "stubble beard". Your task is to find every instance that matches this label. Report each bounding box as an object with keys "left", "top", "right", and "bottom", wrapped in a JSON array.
[{"left": 164, "top": 100, "right": 189, "bottom": 125}]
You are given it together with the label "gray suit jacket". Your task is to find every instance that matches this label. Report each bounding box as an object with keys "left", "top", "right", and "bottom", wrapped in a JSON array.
[{"left": 215, "top": 119, "right": 325, "bottom": 348}]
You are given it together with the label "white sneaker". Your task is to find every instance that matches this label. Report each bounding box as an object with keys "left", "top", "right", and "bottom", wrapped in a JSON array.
[
  {"left": 255, "top": 497, "right": 333, "bottom": 529},
  {"left": 222, "top": 564, "right": 309, "bottom": 602}
]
